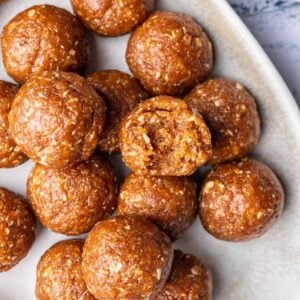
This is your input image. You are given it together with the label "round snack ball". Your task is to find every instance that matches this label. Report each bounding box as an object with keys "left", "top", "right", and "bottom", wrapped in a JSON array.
[
  {"left": 126, "top": 11, "right": 213, "bottom": 96},
  {"left": 1, "top": 5, "right": 88, "bottom": 84},
  {"left": 185, "top": 78, "right": 261, "bottom": 164},
  {"left": 0, "top": 81, "right": 27, "bottom": 168},
  {"left": 36, "top": 239, "right": 95, "bottom": 300},
  {"left": 82, "top": 216, "right": 173, "bottom": 299},
  {"left": 200, "top": 158, "right": 284, "bottom": 241},
  {"left": 120, "top": 96, "right": 212, "bottom": 176},
  {"left": 71, "top": 0, "right": 155, "bottom": 37},
  {"left": 9, "top": 71, "right": 106, "bottom": 169},
  {"left": 87, "top": 70, "right": 148, "bottom": 154},
  {"left": 117, "top": 173, "right": 197, "bottom": 239},
  {"left": 0, "top": 188, "right": 36, "bottom": 272},
  {"left": 155, "top": 250, "right": 212, "bottom": 300},
  {"left": 27, "top": 155, "right": 118, "bottom": 235}
]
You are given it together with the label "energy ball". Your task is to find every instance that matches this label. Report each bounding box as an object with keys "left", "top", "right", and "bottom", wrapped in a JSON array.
[
  {"left": 120, "top": 96, "right": 212, "bottom": 176},
  {"left": 87, "top": 70, "right": 148, "bottom": 154},
  {"left": 71, "top": 0, "right": 155, "bottom": 37},
  {"left": 155, "top": 250, "right": 213, "bottom": 300},
  {"left": 126, "top": 11, "right": 213, "bottom": 96},
  {"left": 1, "top": 5, "right": 88, "bottom": 84},
  {"left": 117, "top": 173, "right": 197, "bottom": 239},
  {"left": 0, "top": 81, "right": 27, "bottom": 168},
  {"left": 82, "top": 216, "right": 173, "bottom": 299},
  {"left": 200, "top": 158, "right": 284, "bottom": 242},
  {"left": 0, "top": 188, "right": 36, "bottom": 272},
  {"left": 36, "top": 239, "right": 95, "bottom": 300},
  {"left": 185, "top": 78, "right": 261, "bottom": 164},
  {"left": 9, "top": 71, "right": 106, "bottom": 169},
  {"left": 27, "top": 155, "right": 117, "bottom": 235}
]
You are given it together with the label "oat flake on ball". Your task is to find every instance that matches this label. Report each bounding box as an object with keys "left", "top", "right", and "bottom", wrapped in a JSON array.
[
  {"left": 9, "top": 71, "right": 106, "bottom": 169},
  {"left": 200, "top": 158, "right": 284, "bottom": 241},
  {"left": 1, "top": 5, "right": 88, "bottom": 84},
  {"left": 82, "top": 216, "right": 173, "bottom": 299},
  {"left": 126, "top": 11, "right": 213, "bottom": 95},
  {"left": 27, "top": 155, "right": 118, "bottom": 235}
]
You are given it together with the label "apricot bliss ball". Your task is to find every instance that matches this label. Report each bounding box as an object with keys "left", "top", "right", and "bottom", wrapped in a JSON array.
[
  {"left": 199, "top": 158, "right": 284, "bottom": 241},
  {"left": 117, "top": 173, "right": 197, "bottom": 239},
  {"left": 119, "top": 96, "right": 212, "bottom": 176},
  {"left": 1, "top": 5, "right": 88, "bottom": 84},
  {"left": 36, "top": 239, "right": 95, "bottom": 300},
  {"left": 185, "top": 78, "right": 261, "bottom": 164},
  {"left": 0, "top": 81, "right": 27, "bottom": 168},
  {"left": 82, "top": 216, "right": 173, "bottom": 299},
  {"left": 9, "top": 71, "right": 106, "bottom": 169},
  {"left": 126, "top": 11, "right": 213, "bottom": 95},
  {"left": 0, "top": 188, "right": 36, "bottom": 272},
  {"left": 27, "top": 155, "right": 118, "bottom": 235},
  {"left": 71, "top": 0, "right": 155, "bottom": 36}
]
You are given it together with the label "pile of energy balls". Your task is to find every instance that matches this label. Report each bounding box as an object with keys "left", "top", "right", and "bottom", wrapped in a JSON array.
[{"left": 0, "top": 1, "right": 284, "bottom": 299}]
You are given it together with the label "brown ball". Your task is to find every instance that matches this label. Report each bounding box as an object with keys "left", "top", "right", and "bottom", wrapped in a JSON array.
[
  {"left": 120, "top": 96, "right": 212, "bottom": 176},
  {"left": 36, "top": 239, "right": 95, "bottom": 300},
  {"left": 0, "top": 188, "right": 36, "bottom": 272},
  {"left": 126, "top": 11, "right": 213, "bottom": 96},
  {"left": 117, "top": 173, "right": 197, "bottom": 239},
  {"left": 1, "top": 5, "right": 88, "bottom": 84},
  {"left": 155, "top": 250, "right": 213, "bottom": 300},
  {"left": 71, "top": 0, "right": 155, "bottom": 36},
  {"left": 27, "top": 155, "right": 117, "bottom": 235},
  {"left": 82, "top": 216, "right": 173, "bottom": 299},
  {"left": 87, "top": 70, "right": 148, "bottom": 154},
  {"left": 9, "top": 71, "right": 106, "bottom": 169},
  {"left": 185, "top": 78, "right": 261, "bottom": 164},
  {"left": 0, "top": 81, "right": 27, "bottom": 168},
  {"left": 200, "top": 158, "right": 284, "bottom": 241}
]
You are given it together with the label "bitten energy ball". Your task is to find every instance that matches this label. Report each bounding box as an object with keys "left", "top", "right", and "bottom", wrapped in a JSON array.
[
  {"left": 120, "top": 96, "right": 212, "bottom": 176},
  {"left": 9, "top": 71, "right": 105, "bottom": 169},
  {"left": 27, "top": 155, "right": 117, "bottom": 235},
  {"left": 0, "top": 81, "right": 27, "bottom": 168},
  {"left": 36, "top": 239, "right": 95, "bottom": 300},
  {"left": 1, "top": 5, "right": 88, "bottom": 84},
  {"left": 200, "top": 158, "right": 284, "bottom": 241},
  {"left": 155, "top": 250, "right": 213, "bottom": 300},
  {"left": 0, "top": 188, "right": 36, "bottom": 272},
  {"left": 126, "top": 11, "right": 213, "bottom": 95},
  {"left": 87, "top": 70, "right": 148, "bottom": 153},
  {"left": 71, "top": 0, "right": 155, "bottom": 36},
  {"left": 185, "top": 78, "right": 261, "bottom": 164},
  {"left": 117, "top": 173, "right": 197, "bottom": 239},
  {"left": 82, "top": 216, "right": 173, "bottom": 299}
]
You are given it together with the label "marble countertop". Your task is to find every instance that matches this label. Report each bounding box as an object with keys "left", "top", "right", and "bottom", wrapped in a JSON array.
[{"left": 229, "top": 0, "right": 300, "bottom": 106}]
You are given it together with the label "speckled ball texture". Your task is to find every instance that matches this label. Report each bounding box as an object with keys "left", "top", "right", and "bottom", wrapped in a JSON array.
[
  {"left": 0, "top": 188, "right": 36, "bottom": 272},
  {"left": 155, "top": 250, "right": 213, "bottom": 300},
  {"left": 185, "top": 78, "right": 261, "bottom": 164},
  {"left": 27, "top": 155, "right": 118, "bottom": 235},
  {"left": 200, "top": 158, "right": 284, "bottom": 241},
  {"left": 0, "top": 81, "right": 27, "bottom": 168},
  {"left": 117, "top": 173, "right": 197, "bottom": 239},
  {"left": 9, "top": 71, "right": 106, "bottom": 169},
  {"left": 87, "top": 70, "right": 148, "bottom": 154},
  {"left": 36, "top": 239, "right": 95, "bottom": 300},
  {"left": 1, "top": 5, "right": 88, "bottom": 84},
  {"left": 120, "top": 96, "right": 212, "bottom": 176},
  {"left": 82, "top": 216, "right": 173, "bottom": 299},
  {"left": 71, "top": 0, "right": 155, "bottom": 36},
  {"left": 126, "top": 11, "right": 213, "bottom": 96}
]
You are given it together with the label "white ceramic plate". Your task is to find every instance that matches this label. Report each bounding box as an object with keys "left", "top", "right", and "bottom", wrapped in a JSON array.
[{"left": 0, "top": 1, "right": 300, "bottom": 299}]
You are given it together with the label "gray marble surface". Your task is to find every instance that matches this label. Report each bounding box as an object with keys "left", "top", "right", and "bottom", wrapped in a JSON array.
[{"left": 229, "top": 0, "right": 300, "bottom": 105}]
